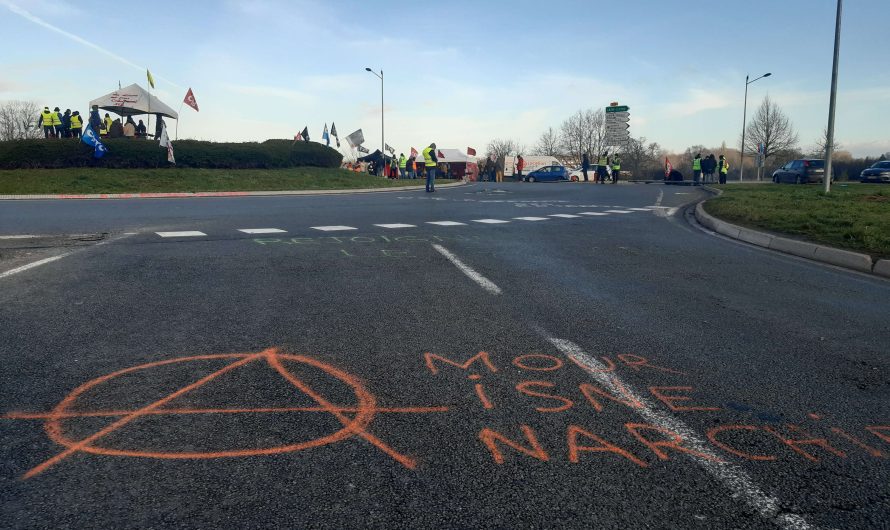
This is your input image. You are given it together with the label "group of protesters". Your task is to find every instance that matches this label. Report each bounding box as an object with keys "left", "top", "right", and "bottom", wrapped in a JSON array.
[{"left": 37, "top": 104, "right": 152, "bottom": 140}]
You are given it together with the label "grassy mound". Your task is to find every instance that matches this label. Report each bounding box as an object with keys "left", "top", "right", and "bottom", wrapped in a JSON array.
[{"left": 0, "top": 139, "right": 342, "bottom": 169}]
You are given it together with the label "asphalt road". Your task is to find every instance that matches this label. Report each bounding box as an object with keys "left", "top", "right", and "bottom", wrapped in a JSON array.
[{"left": 2, "top": 182, "right": 888, "bottom": 529}]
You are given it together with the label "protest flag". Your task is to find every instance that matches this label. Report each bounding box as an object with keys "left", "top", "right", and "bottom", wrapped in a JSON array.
[
  {"left": 467, "top": 147, "right": 476, "bottom": 156},
  {"left": 183, "top": 88, "right": 199, "bottom": 112},
  {"left": 301, "top": 126, "right": 309, "bottom": 141},
  {"left": 322, "top": 124, "right": 330, "bottom": 146},
  {"left": 146, "top": 69, "right": 156, "bottom": 89},
  {"left": 81, "top": 125, "right": 107, "bottom": 159}
]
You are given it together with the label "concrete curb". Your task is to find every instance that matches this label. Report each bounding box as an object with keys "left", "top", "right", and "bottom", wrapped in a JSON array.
[
  {"left": 0, "top": 180, "right": 468, "bottom": 200},
  {"left": 694, "top": 199, "right": 886, "bottom": 278}
]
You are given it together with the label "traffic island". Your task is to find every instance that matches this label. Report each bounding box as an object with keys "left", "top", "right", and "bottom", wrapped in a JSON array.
[{"left": 695, "top": 184, "right": 890, "bottom": 278}]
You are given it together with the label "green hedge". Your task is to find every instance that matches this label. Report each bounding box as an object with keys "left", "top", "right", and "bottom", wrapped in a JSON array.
[{"left": 0, "top": 138, "right": 342, "bottom": 169}]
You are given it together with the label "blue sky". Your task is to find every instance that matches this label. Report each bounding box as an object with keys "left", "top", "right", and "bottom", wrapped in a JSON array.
[{"left": 2, "top": 0, "right": 888, "bottom": 157}]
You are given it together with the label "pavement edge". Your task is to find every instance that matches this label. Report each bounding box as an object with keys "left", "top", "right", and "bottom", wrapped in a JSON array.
[
  {"left": 0, "top": 180, "right": 468, "bottom": 201},
  {"left": 695, "top": 186, "right": 888, "bottom": 279}
]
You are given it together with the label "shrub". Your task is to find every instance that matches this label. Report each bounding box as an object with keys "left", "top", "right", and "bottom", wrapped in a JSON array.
[{"left": 0, "top": 138, "right": 342, "bottom": 169}]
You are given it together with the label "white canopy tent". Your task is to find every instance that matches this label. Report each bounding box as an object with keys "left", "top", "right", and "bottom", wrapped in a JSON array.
[
  {"left": 89, "top": 84, "right": 179, "bottom": 119},
  {"left": 436, "top": 149, "right": 476, "bottom": 163}
]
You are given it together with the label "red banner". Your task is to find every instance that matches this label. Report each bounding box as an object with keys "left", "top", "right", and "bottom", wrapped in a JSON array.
[{"left": 183, "top": 88, "right": 199, "bottom": 112}]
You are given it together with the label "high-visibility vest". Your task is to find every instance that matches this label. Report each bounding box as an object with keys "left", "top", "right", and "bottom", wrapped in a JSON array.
[
  {"left": 598, "top": 156, "right": 607, "bottom": 165},
  {"left": 40, "top": 111, "right": 54, "bottom": 126},
  {"left": 422, "top": 147, "right": 435, "bottom": 167},
  {"left": 52, "top": 113, "right": 62, "bottom": 126},
  {"left": 398, "top": 155, "right": 407, "bottom": 169},
  {"left": 103, "top": 117, "right": 113, "bottom": 133},
  {"left": 70, "top": 114, "right": 82, "bottom": 129},
  {"left": 693, "top": 157, "right": 702, "bottom": 170},
  {"left": 612, "top": 158, "right": 621, "bottom": 170},
  {"left": 720, "top": 160, "right": 729, "bottom": 174}
]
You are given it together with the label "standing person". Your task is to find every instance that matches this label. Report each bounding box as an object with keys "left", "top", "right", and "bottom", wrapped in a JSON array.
[
  {"left": 52, "top": 107, "right": 64, "bottom": 138},
  {"left": 61, "top": 109, "right": 72, "bottom": 138},
  {"left": 409, "top": 156, "right": 417, "bottom": 179},
  {"left": 611, "top": 154, "right": 621, "bottom": 184},
  {"left": 597, "top": 152, "right": 609, "bottom": 183},
  {"left": 704, "top": 154, "right": 715, "bottom": 183},
  {"left": 422, "top": 142, "right": 438, "bottom": 192},
  {"left": 516, "top": 154, "right": 525, "bottom": 182},
  {"left": 692, "top": 153, "right": 702, "bottom": 185},
  {"left": 719, "top": 155, "right": 730, "bottom": 184},
  {"left": 101, "top": 113, "right": 112, "bottom": 137},
  {"left": 398, "top": 153, "right": 407, "bottom": 179},
  {"left": 37, "top": 106, "right": 55, "bottom": 138},
  {"left": 581, "top": 152, "right": 590, "bottom": 182},
  {"left": 390, "top": 156, "right": 398, "bottom": 179},
  {"left": 495, "top": 155, "right": 504, "bottom": 183},
  {"left": 69, "top": 111, "right": 83, "bottom": 138},
  {"left": 89, "top": 105, "right": 102, "bottom": 133}
]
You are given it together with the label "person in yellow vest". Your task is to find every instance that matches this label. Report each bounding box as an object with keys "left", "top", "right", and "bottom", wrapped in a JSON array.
[
  {"left": 52, "top": 107, "right": 64, "bottom": 138},
  {"left": 611, "top": 155, "right": 621, "bottom": 184},
  {"left": 719, "top": 154, "right": 729, "bottom": 184},
  {"left": 597, "top": 152, "right": 608, "bottom": 183},
  {"left": 692, "top": 153, "right": 702, "bottom": 185},
  {"left": 101, "top": 113, "right": 113, "bottom": 137},
  {"left": 69, "top": 111, "right": 83, "bottom": 138},
  {"left": 398, "top": 153, "right": 407, "bottom": 179},
  {"left": 422, "top": 142, "right": 438, "bottom": 192},
  {"left": 37, "top": 106, "right": 55, "bottom": 138}
]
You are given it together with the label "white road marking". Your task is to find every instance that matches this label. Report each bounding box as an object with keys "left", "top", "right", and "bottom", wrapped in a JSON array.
[
  {"left": 155, "top": 231, "right": 207, "bottom": 237},
  {"left": 544, "top": 336, "right": 812, "bottom": 530},
  {"left": 655, "top": 189, "right": 664, "bottom": 207},
  {"left": 628, "top": 208, "right": 652, "bottom": 211},
  {"left": 472, "top": 219, "right": 510, "bottom": 224},
  {"left": 674, "top": 192, "right": 690, "bottom": 195},
  {"left": 549, "top": 214, "right": 582, "bottom": 218},
  {"left": 0, "top": 254, "right": 69, "bottom": 279},
  {"left": 374, "top": 223, "right": 417, "bottom": 229},
  {"left": 238, "top": 228, "right": 287, "bottom": 234},
  {"left": 0, "top": 235, "right": 42, "bottom": 239},
  {"left": 310, "top": 226, "right": 357, "bottom": 231},
  {"left": 513, "top": 216, "right": 549, "bottom": 221},
  {"left": 604, "top": 210, "right": 634, "bottom": 214},
  {"left": 426, "top": 221, "right": 467, "bottom": 226},
  {"left": 578, "top": 212, "right": 610, "bottom": 216},
  {"left": 431, "top": 244, "right": 501, "bottom": 295}
]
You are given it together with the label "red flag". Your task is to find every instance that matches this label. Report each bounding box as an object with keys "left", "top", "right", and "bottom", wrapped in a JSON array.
[
  {"left": 183, "top": 88, "right": 199, "bottom": 112},
  {"left": 438, "top": 150, "right": 445, "bottom": 159},
  {"left": 410, "top": 147, "right": 418, "bottom": 157},
  {"left": 467, "top": 147, "right": 476, "bottom": 156},
  {"left": 664, "top": 157, "right": 673, "bottom": 177}
]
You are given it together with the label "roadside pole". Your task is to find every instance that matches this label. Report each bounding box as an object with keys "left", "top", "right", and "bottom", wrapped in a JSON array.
[{"left": 824, "top": 0, "right": 843, "bottom": 194}]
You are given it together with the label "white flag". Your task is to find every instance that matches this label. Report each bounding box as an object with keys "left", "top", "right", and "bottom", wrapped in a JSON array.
[{"left": 158, "top": 125, "right": 175, "bottom": 164}]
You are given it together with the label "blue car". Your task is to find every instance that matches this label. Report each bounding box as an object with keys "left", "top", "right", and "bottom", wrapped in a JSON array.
[{"left": 523, "top": 165, "right": 569, "bottom": 182}]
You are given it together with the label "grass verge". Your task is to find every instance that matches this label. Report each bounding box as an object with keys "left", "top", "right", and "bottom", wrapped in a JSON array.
[
  {"left": 0, "top": 168, "right": 457, "bottom": 194},
  {"left": 705, "top": 183, "right": 890, "bottom": 259}
]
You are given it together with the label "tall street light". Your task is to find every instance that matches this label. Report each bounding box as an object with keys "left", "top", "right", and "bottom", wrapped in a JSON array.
[
  {"left": 739, "top": 72, "right": 771, "bottom": 182},
  {"left": 365, "top": 67, "right": 383, "bottom": 173},
  {"left": 824, "top": 0, "right": 843, "bottom": 193}
]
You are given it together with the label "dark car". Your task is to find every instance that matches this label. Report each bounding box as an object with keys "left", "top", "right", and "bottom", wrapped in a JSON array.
[
  {"left": 772, "top": 159, "right": 826, "bottom": 184},
  {"left": 860, "top": 161, "right": 890, "bottom": 183},
  {"left": 524, "top": 165, "right": 569, "bottom": 182}
]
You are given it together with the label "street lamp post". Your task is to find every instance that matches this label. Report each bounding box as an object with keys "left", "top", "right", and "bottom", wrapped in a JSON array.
[
  {"left": 739, "top": 72, "right": 771, "bottom": 182},
  {"left": 365, "top": 68, "right": 384, "bottom": 174},
  {"left": 824, "top": 0, "right": 843, "bottom": 194}
]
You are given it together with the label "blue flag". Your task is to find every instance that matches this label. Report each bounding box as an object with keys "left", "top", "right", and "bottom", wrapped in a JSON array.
[
  {"left": 322, "top": 123, "right": 330, "bottom": 146},
  {"left": 81, "top": 125, "right": 107, "bottom": 159}
]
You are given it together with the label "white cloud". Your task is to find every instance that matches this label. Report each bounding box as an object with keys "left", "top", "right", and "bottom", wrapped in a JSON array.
[{"left": 663, "top": 89, "right": 733, "bottom": 118}]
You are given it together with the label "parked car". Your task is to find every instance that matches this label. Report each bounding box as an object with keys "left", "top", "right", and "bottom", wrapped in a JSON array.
[
  {"left": 524, "top": 165, "right": 569, "bottom": 182},
  {"left": 771, "top": 159, "right": 826, "bottom": 184},
  {"left": 569, "top": 165, "right": 608, "bottom": 181},
  {"left": 860, "top": 161, "right": 890, "bottom": 183}
]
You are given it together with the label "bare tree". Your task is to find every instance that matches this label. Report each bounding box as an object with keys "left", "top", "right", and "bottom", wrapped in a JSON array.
[
  {"left": 619, "top": 137, "right": 662, "bottom": 179},
  {"left": 810, "top": 126, "right": 841, "bottom": 158},
  {"left": 585, "top": 108, "right": 606, "bottom": 158},
  {"left": 0, "top": 100, "right": 42, "bottom": 141},
  {"left": 486, "top": 138, "right": 519, "bottom": 159},
  {"left": 742, "top": 94, "right": 799, "bottom": 160},
  {"left": 533, "top": 127, "right": 561, "bottom": 156},
  {"left": 560, "top": 108, "right": 607, "bottom": 165}
]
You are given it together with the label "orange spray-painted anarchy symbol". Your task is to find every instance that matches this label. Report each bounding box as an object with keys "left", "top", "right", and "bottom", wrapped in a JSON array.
[{"left": 3, "top": 348, "right": 449, "bottom": 479}]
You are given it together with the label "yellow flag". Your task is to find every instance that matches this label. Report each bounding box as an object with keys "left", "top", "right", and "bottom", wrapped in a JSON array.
[{"left": 146, "top": 69, "right": 155, "bottom": 89}]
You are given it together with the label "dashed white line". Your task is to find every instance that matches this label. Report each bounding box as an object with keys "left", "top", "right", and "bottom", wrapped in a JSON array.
[
  {"left": 156, "top": 231, "right": 207, "bottom": 237},
  {"left": 472, "top": 219, "right": 510, "bottom": 224},
  {"left": 374, "top": 223, "right": 417, "bottom": 229},
  {"left": 310, "top": 226, "right": 357, "bottom": 232},
  {"left": 0, "top": 254, "right": 69, "bottom": 279},
  {"left": 578, "top": 212, "right": 610, "bottom": 216},
  {"left": 544, "top": 335, "right": 812, "bottom": 530},
  {"left": 427, "top": 221, "right": 467, "bottom": 226},
  {"left": 549, "top": 214, "right": 582, "bottom": 218},
  {"left": 432, "top": 244, "right": 502, "bottom": 295},
  {"left": 628, "top": 208, "right": 652, "bottom": 211},
  {"left": 0, "top": 235, "right": 42, "bottom": 239},
  {"left": 604, "top": 210, "right": 634, "bottom": 214},
  {"left": 513, "top": 216, "right": 549, "bottom": 221},
  {"left": 238, "top": 228, "right": 287, "bottom": 234}
]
